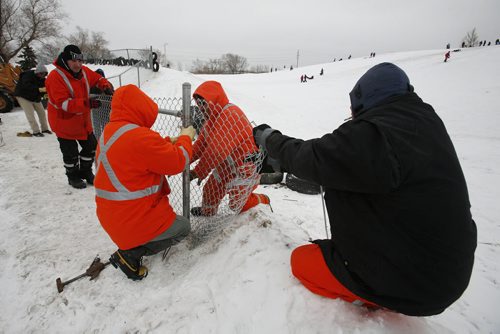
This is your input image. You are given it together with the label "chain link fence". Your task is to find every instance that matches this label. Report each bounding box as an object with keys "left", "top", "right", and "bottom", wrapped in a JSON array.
[{"left": 91, "top": 83, "right": 264, "bottom": 242}]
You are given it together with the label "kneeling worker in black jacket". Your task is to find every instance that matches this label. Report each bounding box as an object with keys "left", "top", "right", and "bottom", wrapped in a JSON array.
[{"left": 253, "top": 62, "right": 477, "bottom": 316}]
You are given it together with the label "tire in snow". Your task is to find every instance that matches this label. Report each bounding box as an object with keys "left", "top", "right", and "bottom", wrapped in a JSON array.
[
  {"left": 260, "top": 172, "right": 284, "bottom": 185},
  {"left": 285, "top": 173, "right": 321, "bottom": 195}
]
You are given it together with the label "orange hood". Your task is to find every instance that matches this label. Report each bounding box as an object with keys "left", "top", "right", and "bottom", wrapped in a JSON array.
[
  {"left": 110, "top": 84, "right": 158, "bottom": 127},
  {"left": 193, "top": 81, "right": 229, "bottom": 116}
]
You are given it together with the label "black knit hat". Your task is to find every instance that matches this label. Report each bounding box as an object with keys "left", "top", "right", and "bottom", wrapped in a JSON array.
[
  {"left": 349, "top": 63, "right": 414, "bottom": 115},
  {"left": 61, "top": 45, "right": 83, "bottom": 62}
]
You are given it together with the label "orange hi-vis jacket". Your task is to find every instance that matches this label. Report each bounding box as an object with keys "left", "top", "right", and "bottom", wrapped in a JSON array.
[
  {"left": 46, "top": 61, "right": 112, "bottom": 140},
  {"left": 192, "top": 81, "right": 258, "bottom": 180},
  {"left": 94, "top": 85, "right": 192, "bottom": 250}
]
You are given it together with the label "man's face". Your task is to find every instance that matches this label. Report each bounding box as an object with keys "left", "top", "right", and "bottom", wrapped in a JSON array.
[
  {"left": 195, "top": 97, "right": 210, "bottom": 119},
  {"left": 67, "top": 59, "right": 82, "bottom": 73}
]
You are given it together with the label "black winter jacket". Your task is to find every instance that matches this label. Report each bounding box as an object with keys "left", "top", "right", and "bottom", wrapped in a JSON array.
[
  {"left": 266, "top": 93, "right": 476, "bottom": 316},
  {"left": 14, "top": 70, "right": 45, "bottom": 102}
]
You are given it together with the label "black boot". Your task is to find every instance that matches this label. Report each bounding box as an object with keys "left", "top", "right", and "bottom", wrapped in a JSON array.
[
  {"left": 79, "top": 158, "right": 95, "bottom": 185},
  {"left": 65, "top": 166, "right": 86, "bottom": 189},
  {"left": 109, "top": 247, "right": 148, "bottom": 281},
  {"left": 190, "top": 206, "right": 216, "bottom": 217}
]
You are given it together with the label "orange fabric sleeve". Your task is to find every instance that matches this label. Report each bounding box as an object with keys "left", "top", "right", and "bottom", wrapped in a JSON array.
[
  {"left": 135, "top": 129, "right": 192, "bottom": 176},
  {"left": 193, "top": 110, "right": 242, "bottom": 179}
]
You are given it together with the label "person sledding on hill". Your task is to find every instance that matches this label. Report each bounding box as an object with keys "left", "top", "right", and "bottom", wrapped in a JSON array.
[
  {"left": 444, "top": 51, "right": 451, "bottom": 62},
  {"left": 189, "top": 81, "right": 270, "bottom": 217},
  {"left": 46, "top": 45, "right": 114, "bottom": 189},
  {"left": 94, "top": 85, "right": 196, "bottom": 280},
  {"left": 253, "top": 63, "right": 477, "bottom": 316}
]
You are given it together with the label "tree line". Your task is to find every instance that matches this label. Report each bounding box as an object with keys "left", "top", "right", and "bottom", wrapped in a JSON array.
[{"left": 190, "top": 53, "right": 269, "bottom": 74}]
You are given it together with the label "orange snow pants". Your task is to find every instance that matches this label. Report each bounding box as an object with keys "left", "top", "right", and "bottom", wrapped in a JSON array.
[
  {"left": 291, "top": 244, "right": 379, "bottom": 308},
  {"left": 201, "top": 161, "right": 268, "bottom": 215}
]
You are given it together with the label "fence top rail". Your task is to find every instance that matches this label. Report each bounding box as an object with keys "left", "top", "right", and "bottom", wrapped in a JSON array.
[
  {"left": 159, "top": 108, "right": 182, "bottom": 117},
  {"left": 109, "top": 48, "right": 150, "bottom": 52}
]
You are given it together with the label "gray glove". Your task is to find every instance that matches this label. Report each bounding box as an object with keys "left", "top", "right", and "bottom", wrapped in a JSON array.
[{"left": 253, "top": 124, "right": 279, "bottom": 152}]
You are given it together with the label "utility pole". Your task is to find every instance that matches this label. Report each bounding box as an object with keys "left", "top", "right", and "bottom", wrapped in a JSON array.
[
  {"left": 296, "top": 49, "right": 300, "bottom": 68},
  {"left": 163, "top": 43, "right": 168, "bottom": 67}
]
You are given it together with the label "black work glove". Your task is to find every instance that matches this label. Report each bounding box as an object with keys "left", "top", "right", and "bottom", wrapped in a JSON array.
[
  {"left": 260, "top": 155, "right": 282, "bottom": 173},
  {"left": 253, "top": 124, "right": 279, "bottom": 152},
  {"left": 253, "top": 124, "right": 282, "bottom": 173},
  {"left": 103, "top": 87, "right": 114, "bottom": 96},
  {"left": 189, "top": 170, "right": 203, "bottom": 186},
  {"left": 89, "top": 98, "right": 101, "bottom": 109}
]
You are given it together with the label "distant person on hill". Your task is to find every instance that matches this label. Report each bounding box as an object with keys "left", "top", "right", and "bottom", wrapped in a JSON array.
[
  {"left": 320, "top": 68, "right": 324, "bottom": 76},
  {"left": 94, "top": 85, "right": 196, "bottom": 281},
  {"left": 462, "top": 41, "right": 466, "bottom": 48},
  {"left": 253, "top": 62, "right": 476, "bottom": 316},
  {"left": 14, "top": 63, "right": 51, "bottom": 137},
  {"left": 444, "top": 51, "right": 451, "bottom": 62},
  {"left": 496, "top": 39, "right": 499, "bottom": 45},
  {"left": 189, "top": 81, "right": 270, "bottom": 217},
  {"left": 46, "top": 45, "right": 114, "bottom": 189}
]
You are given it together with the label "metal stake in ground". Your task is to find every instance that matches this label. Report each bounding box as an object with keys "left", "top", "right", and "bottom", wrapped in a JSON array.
[{"left": 56, "top": 256, "right": 110, "bottom": 293}]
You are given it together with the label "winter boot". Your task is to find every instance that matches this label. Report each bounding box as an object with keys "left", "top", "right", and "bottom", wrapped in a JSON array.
[
  {"left": 65, "top": 166, "right": 86, "bottom": 189},
  {"left": 109, "top": 248, "right": 148, "bottom": 281},
  {"left": 79, "top": 157, "right": 95, "bottom": 185},
  {"left": 240, "top": 193, "right": 271, "bottom": 213},
  {"left": 190, "top": 206, "right": 217, "bottom": 217}
]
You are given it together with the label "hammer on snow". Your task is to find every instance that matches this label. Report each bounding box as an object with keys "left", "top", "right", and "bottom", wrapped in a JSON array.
[{"left": 56, "top": 256, "right": 110, "bottom": 293}]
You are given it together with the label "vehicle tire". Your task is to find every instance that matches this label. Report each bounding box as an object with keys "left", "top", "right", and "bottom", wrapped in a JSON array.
[
  {"left": 0, "top": 92, "right": 13, "bottom": 113},
  {"left": 285, "top": 173, "right": 321, "bottom": 195},
  {"left": 260, "top": 172, "right": 283, "bottom": 185}
]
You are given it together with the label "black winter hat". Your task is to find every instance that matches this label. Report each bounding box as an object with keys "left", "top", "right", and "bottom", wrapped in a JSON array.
[
  {"left": 61, "top": 45, "right": 83, "bottom": 62},
  {"left": 349, "top": 62, "right": 414, "bottom": 115},
  {"left": 95, "top": 68, "right": 105, "bottom": 77}
]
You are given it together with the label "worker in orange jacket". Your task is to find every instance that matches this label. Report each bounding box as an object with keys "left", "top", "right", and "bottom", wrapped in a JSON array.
[
  {"left": 46, "top": 45, "right": 114, "bottom": 189},
  {"left": 94, "top": 85, "right": 196, "bottom": 280},
  {"left": 189, "top": 81, "right": 270, "bottom": 216}
]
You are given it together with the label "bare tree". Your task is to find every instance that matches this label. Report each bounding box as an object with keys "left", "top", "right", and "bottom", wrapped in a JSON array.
[
  {"left": 191, "top": 57, "right": 225, "bottom": 74},
  {"left": 463, "top": 27, "right": 479, "bottom": 47},
  {"left": 0, "top": 0, "right": 65, "bottom": 62},
  {"left": 249, "top": 64, "right": 270, "bottom": 73},
  {"left": 221, "top": 53, "right": 248, "bottom": 74},
  {"left": 36, "top": 38, "right": 66, "bottom": 64},
  {"left": 67, "top": 26, "right": 110, "bottom": 60}
]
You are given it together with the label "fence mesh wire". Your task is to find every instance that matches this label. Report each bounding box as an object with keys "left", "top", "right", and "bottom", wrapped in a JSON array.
[{"left": 91, "top": 93, "right": 264, "bottom": 241}]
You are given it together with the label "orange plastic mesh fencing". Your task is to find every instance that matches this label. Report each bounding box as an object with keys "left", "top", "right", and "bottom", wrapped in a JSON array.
[{"left": 91, "top": 94, "right": 264, "bottom": 241}]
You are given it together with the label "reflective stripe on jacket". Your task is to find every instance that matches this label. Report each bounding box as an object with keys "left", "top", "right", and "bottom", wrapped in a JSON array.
[
  {"left": 94, "top": 85, "right": 192, "bottom": 250},
  {"left": 95, "top": 123, "right": 167, "bottom": 201},
  {"left": 46, "top": 56, "right": 111, "bottom": 140}
]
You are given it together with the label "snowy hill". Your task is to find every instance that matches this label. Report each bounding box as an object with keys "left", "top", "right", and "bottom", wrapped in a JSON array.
[{"left": 1, "top": 47, "right": 499, "bottom": 333}]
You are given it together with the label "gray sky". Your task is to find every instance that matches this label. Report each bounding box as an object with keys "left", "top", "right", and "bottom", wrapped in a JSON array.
[{"left": 62, "top": 0, "right": 499, "bottom": 68}]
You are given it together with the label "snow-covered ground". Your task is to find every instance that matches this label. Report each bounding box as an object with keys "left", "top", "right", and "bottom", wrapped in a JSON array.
[{"left": 1, "top": 46, "right": 499, "bottom": 333}]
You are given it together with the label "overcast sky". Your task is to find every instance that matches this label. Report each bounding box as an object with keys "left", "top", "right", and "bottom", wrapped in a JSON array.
[{"left": 62, "top": 0, "right": 499, "bottom": 68}]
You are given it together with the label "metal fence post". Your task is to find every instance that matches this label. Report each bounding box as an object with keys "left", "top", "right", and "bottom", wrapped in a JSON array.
[
  {"left": 137, "top": 66, "right": 141, "bottom": 88},
  {"left": 182, "top": 83, "right": 192, "bottom": 219}
]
